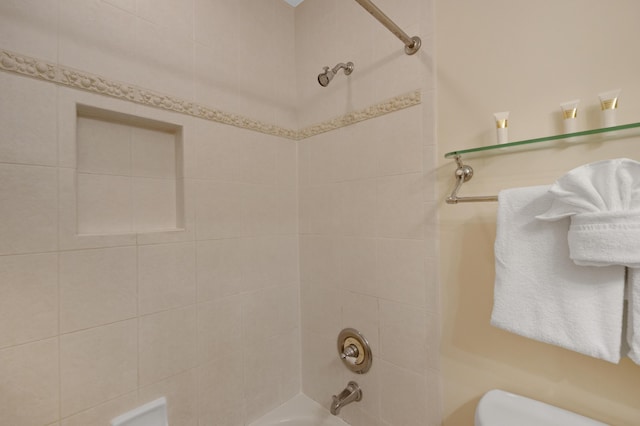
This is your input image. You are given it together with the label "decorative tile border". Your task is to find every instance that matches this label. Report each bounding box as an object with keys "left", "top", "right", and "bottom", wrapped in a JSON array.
[
  {"left": 298, "top": 91, "right": 421, "bottom": 139},
  {"left": 0, "top": 48, "right": 420, "bottom": 140}
]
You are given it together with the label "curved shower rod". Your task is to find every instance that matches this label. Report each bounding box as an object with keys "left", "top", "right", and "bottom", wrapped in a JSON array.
[{"left": 353, "top": 0, "right": 421, "bottom": 55}]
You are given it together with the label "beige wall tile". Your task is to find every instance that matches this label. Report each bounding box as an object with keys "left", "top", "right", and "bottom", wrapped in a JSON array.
[
  {"left": 379, "top": 300, "right": 428, "bottom": 372},
  {"left": 0, "top": 253, "right": 58, "bottom": 349},
  {"left": 191, "top": 120, "right": 240, "bottom": 181},
  {"left": 196, "top": 238, "right": 247, "bottom": 302},
  {"left": 192, "top": 41, "right": 242, "bottom": 118},
  {"left": 76, "top": 116, "right": 132, "bottom": 175},
  {"left": 0, "top": 0, "right": 58, "bottom": 61},
  {"left": 0, "top": 73, "right": 57, "bottom": 166},
  {"left": 136, "top": 0, "right": 193, "bottom": 40},
  {"left": 375, "top": 105, "right": 423, "bottom": 177},
  {"left": 243, "top": 236, "right": 299, "bottom": 291},
  {"left": 243, "top": 185, "right": 298, "bottom": 237},
  {"left": 197, "top": 353, "right": 245, "bottom": 426},
  {"left": 340, "top": 291, "right": 380, "bottom": 354},
  {"left": 298, "top": 134, "right": 337, "bottom": 187},
  {"left": 376, "top": 173, "right": 425, "bottom": 239},
  {"left": 242, "top": 286, "right": 299, "bottom": 343},
  {"left": 57, "top": 86, "right": 139, "bottom": 171},
  {"left": 58, "top": 168, "right": 137, "bottom": 250},
  {"left": 298, "top": 184, "right": 340, "bottom": 235},
  {"left": 273, "top": 139, "right": 298, "bottom": 187},
  {"left": 337, "top": 237, "right": 377, "bottom": 296},
  {"left": 301, "top": 284, "right": 341, "bottom": 339},
  {"left": 335, "top": 124, "right": 380, "bottom": 182},
  {"left": 193, "top": 0, "right": 236, "bottom": 47},
  {"left": 0, "top": 338, "right": 59, "bottom": 426},
  {"left": 299, "top": 235, "right": 341, "bottom": 289},
  {"left": 379, "top": 361, "right": 428, "bottom": 426},
  {"left": 139, "top": 370, "right": 198, "bottom": 426},
  {"left": 0, "top": 164, "right": 58, "bottom": 255},
  {"left": 235, "top": 133, "right": 280, "bottom": 186},
  {"left": 277, "top": 329, "right": 301, "bottom": 401},
  {"left": 138, "top": 242, "right": 196, "bottom": 315},
  {"left": 59, "top": 246, "right": 137, "bottom": 333},
  {"left": 131, "top": 127, "right": 177, "bottom": 178},
  {"left": 76, "top": 173, "right": 132, "bottom": 235},
  {"left": 338, "top": 179, "right": 377, "bottom": 237},
  {"left": 243, "top": 335, "right": 284, "bottom": 422},
  {"left": 376, "top": 238, "right": 426, "bottom": 306},
  {"left": 60, "top": 393, "right": 138, "bottom": 426},
  {"left": 132, "top": 177, "right": 177, "bottom": 231},
  {"left": 103, "top": 0, "right": 136, "bottom": 13},
  {"left": 301, "top": 331, "right": 344, "bottom": 409},
  {"left": 139, "top": 306, "right": 197, "bottom": 386},
  {"left": 198, "top": 295, "right": 243, "bottom": 363},
  {"left": 60, "top": 320, "right": 137, "bottom": 417},
  {"left": 195, "top": 180, "right": 246, "bottom": 240},
  {"left": 137, "top": 178, "right": 196, "bottom": 245},
  {"left": 134, "top": 18, "right": 194, "bottom": 100},
  {"left": 59, "top": 0, "right": 139, "bottom": 85}
]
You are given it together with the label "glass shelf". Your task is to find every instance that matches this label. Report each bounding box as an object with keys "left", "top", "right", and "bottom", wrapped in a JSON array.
[{"left": 444, "top": 121, "right": 640, "bottom": 159}]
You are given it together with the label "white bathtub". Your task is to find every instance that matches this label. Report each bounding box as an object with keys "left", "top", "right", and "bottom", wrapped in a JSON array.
[{"left": 249, "top": 394, "right": 350, "bottom": 426}]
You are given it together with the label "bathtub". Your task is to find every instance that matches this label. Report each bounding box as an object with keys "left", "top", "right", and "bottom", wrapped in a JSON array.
[{"left": 249, "top": 394, "right": 350, "bottom": 426}]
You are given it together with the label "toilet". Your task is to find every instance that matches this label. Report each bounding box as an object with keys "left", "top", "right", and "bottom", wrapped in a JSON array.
[{"left": 475, "top": 389, "right": 608, "bottom": 426}]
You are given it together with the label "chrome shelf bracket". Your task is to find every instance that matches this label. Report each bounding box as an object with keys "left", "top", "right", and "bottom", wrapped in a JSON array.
[{"left": 446, "top": 156, "right": 499, "bottom": 204}]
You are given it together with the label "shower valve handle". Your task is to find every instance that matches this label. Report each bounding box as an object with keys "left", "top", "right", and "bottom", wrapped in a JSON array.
[{"left": 341, "top": 344, "right": 359, "bottom": 360}]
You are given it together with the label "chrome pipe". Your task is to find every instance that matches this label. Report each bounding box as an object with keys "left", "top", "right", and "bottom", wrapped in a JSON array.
[
  {"left": 445, "top": 158, "right": 499, "bottom": 204},
  {"left": 353, "top": 0, "right": 421, "bottom": 55},
  {"left": 330, "top": 381, "right": 362, "bottom": 415}
]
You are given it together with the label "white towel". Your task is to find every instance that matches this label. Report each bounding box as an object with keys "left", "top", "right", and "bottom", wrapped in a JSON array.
[
  {"left": 492, "top": 185, "right": 626, "bottom": 363},
  {"left": 627, "top": 268, "right": 640, "bottom": 364},
  {"left": 537, "top": 158, "right": 640, "bottom": 267}
]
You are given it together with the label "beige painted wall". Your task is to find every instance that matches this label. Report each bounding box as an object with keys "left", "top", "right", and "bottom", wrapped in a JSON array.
[{"left": 436, "top": 1, "right": 640, "bottom": 425}]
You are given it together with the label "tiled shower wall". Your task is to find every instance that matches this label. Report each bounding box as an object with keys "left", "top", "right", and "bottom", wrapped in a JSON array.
[
  {"left": 295, "top": 1, "right": 440, "bottom": 425},
  {"left": 0, "top": 0, "right": 299, "bottom": 425},
  {"left": 0, "top": 1, "right": 440, "bottom": 426}
]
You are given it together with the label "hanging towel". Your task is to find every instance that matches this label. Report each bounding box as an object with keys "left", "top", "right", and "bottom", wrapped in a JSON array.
[
  {"left": 627, "top": 268, "right": 640, "bottom": 364},
  {"left": 537, "top": 158, "right": 640, "bottom": 267},
  {"left": 492, "top": 185, "right": 625, "bottom": 363}
]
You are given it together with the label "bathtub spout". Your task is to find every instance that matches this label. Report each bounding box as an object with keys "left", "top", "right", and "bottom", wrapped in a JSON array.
[{"left": 330, "top": 381, "right": 362, "bottom": 415}]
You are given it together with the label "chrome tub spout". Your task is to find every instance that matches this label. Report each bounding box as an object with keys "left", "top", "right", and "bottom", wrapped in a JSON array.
[{"left": 330, "top": 381, "right": 362, "bottom": 415}]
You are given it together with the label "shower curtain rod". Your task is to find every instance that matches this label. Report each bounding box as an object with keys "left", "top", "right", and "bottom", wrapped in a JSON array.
[{"left": 354, "top": 0, "right": 421, "bottom": 55}]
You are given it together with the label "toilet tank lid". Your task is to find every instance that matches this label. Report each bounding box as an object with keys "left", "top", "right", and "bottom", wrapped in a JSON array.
[{"left": 475, "top": 389, "right": 609, "bottom": 426}]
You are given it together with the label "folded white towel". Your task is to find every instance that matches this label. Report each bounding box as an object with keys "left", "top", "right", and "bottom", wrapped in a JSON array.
[
  {"left": 492, "top": 185, "right": 626, "bottom": 363},
  {"left": 537, "top": 158, "right": 640, "bottom": 267},
  {"left": 627, "top": 268, "right": 640, "bottom": 364}
]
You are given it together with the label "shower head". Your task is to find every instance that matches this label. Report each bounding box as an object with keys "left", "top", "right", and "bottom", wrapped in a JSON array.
[
  {"left": 318, "top": 67, "right": 334, "bottom": 87},
  {"left": 317, "top": 62, "right": 354, "bottom": 87}
]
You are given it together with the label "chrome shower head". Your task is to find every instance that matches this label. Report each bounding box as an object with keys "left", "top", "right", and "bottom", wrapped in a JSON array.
[
  {"left": 317, "top": 62, "right": 354, "bottom": 87},
  {"left": 318, "top": 67, "right": 334, "bottom": 87}
]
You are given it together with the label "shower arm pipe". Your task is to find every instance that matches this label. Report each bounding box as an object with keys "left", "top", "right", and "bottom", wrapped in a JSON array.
[
  {"left": 353, "top": 0, "right": 421, "bottom": 55},
  {"left": 331, "top": 62, "right": 354, "bottom": 75}
]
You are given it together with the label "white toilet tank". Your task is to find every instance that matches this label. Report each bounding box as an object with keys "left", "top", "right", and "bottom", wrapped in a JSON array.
[{"left": 475, "top": 389, "right": 609, "bottom": 426}]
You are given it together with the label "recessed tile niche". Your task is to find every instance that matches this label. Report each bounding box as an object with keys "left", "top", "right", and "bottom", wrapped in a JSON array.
[{"left": 75, "top": 105, "right": 184, "bottom": 235}]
